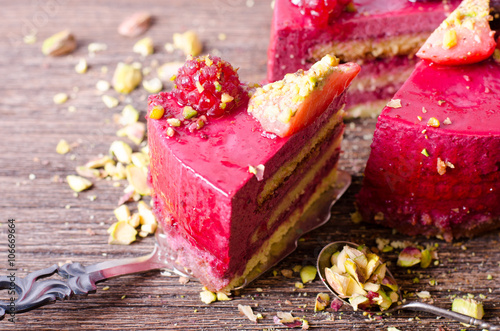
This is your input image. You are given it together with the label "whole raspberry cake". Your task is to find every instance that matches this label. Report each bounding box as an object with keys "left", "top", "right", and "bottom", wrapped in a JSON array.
[
  {"left": 357, "top": 1, "right": 500, "bottom": 241},
  {"left": 267, "top": 0, "right": 460, "bottom": 117},
  {"left": 147, "top": 54, "right": 360, "bottom": 291}
]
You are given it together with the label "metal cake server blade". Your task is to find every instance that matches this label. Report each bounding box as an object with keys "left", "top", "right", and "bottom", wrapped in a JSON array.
[{"left": 0, "top": 170, "right": 351, "bottom": 318}]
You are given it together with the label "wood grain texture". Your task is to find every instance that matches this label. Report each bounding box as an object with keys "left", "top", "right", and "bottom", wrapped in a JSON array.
[{"left": 0, "top": 0, "right": 498, "bottom": 329}]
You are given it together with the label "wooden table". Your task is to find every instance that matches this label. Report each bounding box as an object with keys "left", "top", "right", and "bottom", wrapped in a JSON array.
[{"left": 1, "top": 1, "right": 499, "bottom": 329}]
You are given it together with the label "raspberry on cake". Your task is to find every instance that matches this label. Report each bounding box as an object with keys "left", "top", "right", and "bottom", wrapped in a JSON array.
[
  {"left": 147, "top": 54, "right": 360, "bottom": 291},
  {"left": 357, "top": 5, "right": 500, "bottom": 241},
  {"left": 267, "top": 0, "right": 460, "bottom": 117}
]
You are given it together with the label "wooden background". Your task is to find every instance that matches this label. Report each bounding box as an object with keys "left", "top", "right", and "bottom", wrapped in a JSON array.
[{"left": 0, "top": 0, "right": 498, "bottom": 329}]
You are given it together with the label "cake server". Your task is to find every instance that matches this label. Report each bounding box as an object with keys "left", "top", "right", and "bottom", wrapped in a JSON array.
[
  {"left": 0, "top": 171, "right": 351, "bottom": 318},
  {"left": 317, "top": 241, "right": 500, "bottom": 330}
]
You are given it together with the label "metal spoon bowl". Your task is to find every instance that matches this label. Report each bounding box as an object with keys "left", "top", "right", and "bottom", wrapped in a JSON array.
[{"left": 317, "top": 241, "right": 500, "bottom": 330}]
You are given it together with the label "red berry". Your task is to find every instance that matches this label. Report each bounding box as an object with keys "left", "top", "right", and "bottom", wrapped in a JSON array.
[
  {"left": 172, "top": 55, "right": 244, "bottom": 117},
  {"left": 290, "top": 0, "right": 350, "bottom": 26}
]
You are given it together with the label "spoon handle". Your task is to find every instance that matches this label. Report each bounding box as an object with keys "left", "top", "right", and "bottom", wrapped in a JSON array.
[
  {"left": 0, "top": 243, "right": 188, "bottom": 320},
  {"left": 399, "top": 301, "right": 499, "bottom": 330}
]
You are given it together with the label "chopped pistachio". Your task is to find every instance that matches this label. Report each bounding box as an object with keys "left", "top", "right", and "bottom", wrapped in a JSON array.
[
  {"left": 314, "top": 293, "right": 330, "bottom": 312},
  {"left": 487, "top": 274, "right": 493, "bottom": 280},
  {"left": 141, "top": 223, "right": 157, "bottom": 234},
  {"left": 167, "top": 118, "right": 181, "bottom": 127},
  {"left": 108, "top": 221, "right": 137, "bottom": 245},
  {"left": 166, "top": 127, "right": 175, "bottom": 137},
  {"left": 114, "top": 205, "right": 131, "bottom": 222},
  {"left": 56, "top": 139, "right": 71, "bottom": 154},
  {"left": 42, "top": 30, "right": 76, "bottom": 56},
  {"left": 96, "top": 80, "right": 111, "bottom": 92},
  {"left": 128, "top": 213, "right": 141, "bottom": 228},
  {"left": 182, "top": 106, "right": 197, "bottom": 119},
  {"left": 53, "top": 93, "right": 69, "bottom": 105},
  {"left": 387, "top": 99, "right": 402, "bottom": 108},
  {"left": 126, "top": 165, "right": 151, "bottom": 195},
  {"left": 216, "top": 292, "right": 232, "bottom": 301},
  {"left": 131, "top": 152, "right": 150, "bottom": 168},
  {"left": 295, "top": 282, "right": 304, "bottom": 289},
  {"left": 443, "top": 117, "right": 452, "bottom": 125},
  {"left": 421, "top": 149, "right": 429, "bottom": 157},
  {"left": 102, "top": 95, "right": 119, "bottom": 108},
  {"left": 85, "top": 155, "right": 114, "bottom": 169},
  {"left": 67, "top": 175, "right": 93, "bottom": 192},
  {"left": 120, "top": 105, "right": 140, "bottom": 125},
  {"left": 452, "top": 298, "right": 484, "bottom": 319},
  {"left": 137, "top": 201, "right": 156, "bottom": 224},
  {"left": 397, "top": 247, "right": 422, "bottom": 267},
  {"left": 75, "top": 166, "right": 101, "bottom": 178},
  {"left": 200, "top": 290, "right": 217, "bottom": 304},
  {"left": 300, "top": 265, "right": 317, "bottom": 284},
  {"left": 112, "top": 62, "right": 142, "bottom": 94},
  {"left": 427, "top": 117, "right": 440, "bottom": 128},
  {"left": 238, "top": 304, "right": 260, "bottom": 322},
  {"left": 116, "top": 122, "right": 146, "bottom": 145},
  {"left": 75, "top": 58, "right": 88, "bottom": 74},
  {"left": 173, "top": 30, "right": 202, "bottom": 56},
  {"left": 109, "top": 141, "right": 133, "bottom": 164},
  {"left": 133, "top": 37, "right": 154, "bottom": 56},
  {"left": 221, "top": 93, "right": 234, "bottom": 103},
  {"left": 88, "top": 42, "right": 107, "bottom": 54},
  {"left": 442, "top": 28, "right": 458, "bottom": 49},
  {"left": 149, "top": 105, "right": 165, "bottom": 120},
  {"left": 143, "top": 77, "right": 163, "bottom": 93}
]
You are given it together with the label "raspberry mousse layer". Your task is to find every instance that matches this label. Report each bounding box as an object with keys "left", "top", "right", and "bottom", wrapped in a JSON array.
[
  {"left": 147, "top": 56, "right": 359, "bottom": 291},
  {"left": 267, "top": 0, "right": 459, "bottom": 116},
  {"left": 357, "top": 58, "right": 500, "bottom": 241}
]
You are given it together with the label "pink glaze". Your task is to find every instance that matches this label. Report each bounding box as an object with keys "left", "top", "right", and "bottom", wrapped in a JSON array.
[
  {"left": 357, "top": 59, "right": 500, "bottom": 240},
  {"left": 267, "top": 0, "right": 459, "bottom": 87},
  {"left": 148, "top": 92, "right": 346, "bottom": 287}
]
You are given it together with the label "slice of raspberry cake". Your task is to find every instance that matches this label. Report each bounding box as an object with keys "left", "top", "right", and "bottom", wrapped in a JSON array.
[
  {"left": 267, "top": 0, "right": 460, "bottom": 117},
  {"left": 357, "top": 0, "right": 500, "bottom": 241},
  {"left": 147, "top": 54, "right": 360, "bottom": 291}
]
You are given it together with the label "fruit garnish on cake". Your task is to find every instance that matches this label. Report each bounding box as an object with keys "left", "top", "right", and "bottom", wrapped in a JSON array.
[
  {"left": 290, "top": 0, "right": 354, "bottom": 26},
  {"left": 417, "top": 0, "right": 496, "bottom": 64},
  {"left": 267, "top": 0, "right": 461, "bottom": 118},
  {"left": 249, "top": 54, "right": 359, "bottom": 137},
  {"left": 147, "top": 54, "right": 359, "bottom": 291},
  {"left": 357, "top": 2, "right": 500, "bottom": 241}
]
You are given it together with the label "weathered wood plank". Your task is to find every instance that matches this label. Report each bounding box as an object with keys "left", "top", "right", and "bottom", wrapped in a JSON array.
[{"left": 0, "top": 0, "right": 498, "bottom": 329}]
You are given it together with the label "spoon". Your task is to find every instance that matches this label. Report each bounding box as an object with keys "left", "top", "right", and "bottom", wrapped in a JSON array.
[{"left": 317, "top": 241, "right": 500, "bottom": 330}]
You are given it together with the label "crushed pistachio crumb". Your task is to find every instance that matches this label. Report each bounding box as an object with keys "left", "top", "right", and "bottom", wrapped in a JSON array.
[
  {"left": 102, "top": 95, "right": 119, "bottom": 108},
  {"left": 421, "top": 149, "right": 429, "bottom": 157},
  {"left": 53, "top": 93, "right": 69, "bottom": 105},
  {"left": 67, "top": 175, "right": 93, "bottom": 192},
  {"left": 387, "top": 99, "right": 402, "bottom": 108},
  {"left": 56, "top": 139, "right": 71, "bottom": 154},
  {"left": 427, "top": 117, "right": 440, "bottom": 128},
  {"left": 75, "top": 58, "right": 88, "bottom": 74},
  {"left": 149, "top": 105, "right": 165, "bottom": 120}
]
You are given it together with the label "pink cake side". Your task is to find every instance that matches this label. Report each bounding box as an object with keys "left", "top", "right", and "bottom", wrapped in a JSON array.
[
  {"left": 357, "top": 59, "right": 500, "bottom": 241},
  {"left": 148, "top": 90, "right": 347, "bottom": 291},
  {"left": 267, "top": 0, "right": 459, "bottom": 115}
]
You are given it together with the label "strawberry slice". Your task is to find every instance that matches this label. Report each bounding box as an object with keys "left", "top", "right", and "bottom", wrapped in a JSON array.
[
  {"left": 248, "top": 55, "right": 360, "bottom": 138},
  {"left": 416, "top": 0, "right": 496, "bottom": 65}
]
